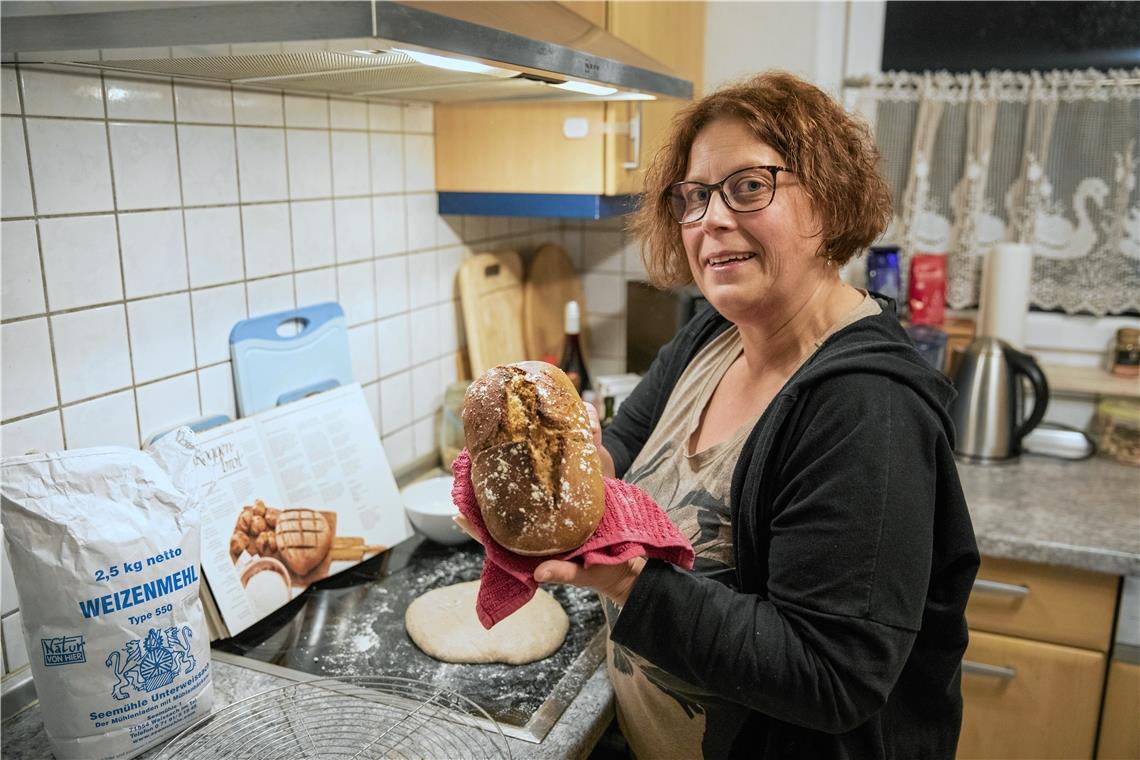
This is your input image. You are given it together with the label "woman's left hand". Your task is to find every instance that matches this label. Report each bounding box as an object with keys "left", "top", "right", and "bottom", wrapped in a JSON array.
[
  {"left": 534, "top": 557, "right": 647, "bottom": 608},
  {"left": 584, "top": 397, "right": 617, "bottom": 478}
]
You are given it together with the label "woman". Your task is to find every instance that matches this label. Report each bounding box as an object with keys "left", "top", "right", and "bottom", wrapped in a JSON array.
[{"left": 535, "top": 72, "right": 980, "bottom": 759}]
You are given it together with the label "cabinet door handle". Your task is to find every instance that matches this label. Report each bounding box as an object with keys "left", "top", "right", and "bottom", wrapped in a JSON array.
[
  {"left": 962, "top": 660, "right": 1017, "bottom": 680},
  {"left": 622, "top": 101, "right": 642, "bottom": 170},
  {"left": 972, "top": 579, "right": 1029, "bottom": 597}
]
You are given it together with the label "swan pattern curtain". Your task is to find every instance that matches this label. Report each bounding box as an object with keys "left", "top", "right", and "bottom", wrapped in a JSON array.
[{"left": 857, "top": 69, "right": 1140, "bottom": 316}]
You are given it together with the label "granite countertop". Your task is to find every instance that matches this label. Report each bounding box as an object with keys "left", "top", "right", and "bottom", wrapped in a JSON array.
[
  {"left": 4, "top": 455, "right": 1137, "bottom": 759},
  {"left": 958, "top": 455, "right": 1140, "bottom": 576},
  {"left": 0, "top": 657, "right": 615, "bottom": 760}
]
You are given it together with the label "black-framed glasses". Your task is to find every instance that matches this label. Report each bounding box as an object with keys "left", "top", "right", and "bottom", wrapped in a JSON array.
[{"left": 666, "top": 165, "right": 794, "bottom": 224}]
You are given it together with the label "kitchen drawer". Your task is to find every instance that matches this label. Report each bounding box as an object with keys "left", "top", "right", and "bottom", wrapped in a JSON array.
[
  {"left": 958, "top": 629, "right": 1107, "bottom": 760},
  {"left": 966, "top": 556, "right": 1119, "bottom": 652}
]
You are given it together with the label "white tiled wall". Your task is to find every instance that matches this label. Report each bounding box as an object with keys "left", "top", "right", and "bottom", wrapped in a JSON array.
[
  {"left": 0, "top": 64, "right": 626, "bottom": 676},
  {"left": 563, "top": 220, "right": 649, "bottom": 377}
]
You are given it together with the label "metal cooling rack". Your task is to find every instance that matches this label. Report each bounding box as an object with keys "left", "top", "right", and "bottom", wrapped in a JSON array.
[{"left": 154, "top": 676, "right": 512, "bottom": 759}]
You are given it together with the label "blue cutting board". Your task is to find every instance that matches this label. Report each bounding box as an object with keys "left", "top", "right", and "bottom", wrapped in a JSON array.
[{"left": 229, "top": 302, "right": 353, "bottom": 418}]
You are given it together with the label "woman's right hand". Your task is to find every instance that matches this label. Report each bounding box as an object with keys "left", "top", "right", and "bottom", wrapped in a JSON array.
[{"left": 535, "top": 556, "right": 646, "bottom": 608}]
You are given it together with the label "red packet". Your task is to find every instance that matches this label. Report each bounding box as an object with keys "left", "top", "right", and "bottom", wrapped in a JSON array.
[{"left": 908, "top": 253, "right": 947, "bottom": 326}]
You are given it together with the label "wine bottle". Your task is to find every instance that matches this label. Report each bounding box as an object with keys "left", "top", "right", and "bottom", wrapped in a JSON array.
[{"left": 559, "top": 300, "right": 591, "bottom": 395}]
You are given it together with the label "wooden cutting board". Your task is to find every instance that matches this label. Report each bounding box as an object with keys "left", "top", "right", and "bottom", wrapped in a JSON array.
[
  {"left": 523, "top": 243, "right": 586, "bottom": 362},
  {"left": 457, "top": 250, "right": 528, "bottom": 376}
]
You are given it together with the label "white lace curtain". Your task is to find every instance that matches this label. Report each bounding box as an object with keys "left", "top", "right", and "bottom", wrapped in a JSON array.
[{"left": 856, "top": 69, "right": 1140, "bottom": 316}]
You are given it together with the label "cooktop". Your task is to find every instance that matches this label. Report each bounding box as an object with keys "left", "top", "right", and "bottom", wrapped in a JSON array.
[{"left": 213, "top": 536, "right": 606, "bottom": 743}]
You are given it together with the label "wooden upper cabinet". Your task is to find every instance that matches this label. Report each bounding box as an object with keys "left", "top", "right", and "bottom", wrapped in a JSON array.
[
  {"left": 557, "top": 0, "right": 606, "bottom": 28},
  {"left": 434, "top": 1, "right": 705, "bottom": 197},
  {"left": 436, "top": 102, "right": 608, "bottom": 194},
  {"left": 604, "top": 0, "right": 706, "bottom": 195},
  {"left": 607, "top": 1, "right": 705, "bottom": 89}
]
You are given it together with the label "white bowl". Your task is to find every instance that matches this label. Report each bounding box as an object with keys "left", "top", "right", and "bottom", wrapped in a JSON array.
[{"left": 401, "top": 475, "right": 471, "bottom": 545}]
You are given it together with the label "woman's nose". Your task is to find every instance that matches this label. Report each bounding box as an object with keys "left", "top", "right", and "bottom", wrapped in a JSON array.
[{"left": 701, "top": 190, "right": 736, "bottom": 231}]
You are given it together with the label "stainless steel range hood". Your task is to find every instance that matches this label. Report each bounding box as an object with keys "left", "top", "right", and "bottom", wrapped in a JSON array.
[{"left": 0, "top": 1, "right": 692, "bottom": 103}]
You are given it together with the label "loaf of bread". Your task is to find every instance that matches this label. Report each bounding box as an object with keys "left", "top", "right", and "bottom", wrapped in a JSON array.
[{"left": 462, "top": 362, "right": 605, "bottom": 556}]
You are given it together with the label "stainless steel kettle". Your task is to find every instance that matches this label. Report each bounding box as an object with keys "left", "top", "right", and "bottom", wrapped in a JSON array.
[{"left": 949, "top": 337, "right": 1050, "bottom": 463}]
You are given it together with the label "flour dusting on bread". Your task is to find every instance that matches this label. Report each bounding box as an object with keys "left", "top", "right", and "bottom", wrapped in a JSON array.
[{"left": 462, "top": 362, "right": 604, "bottom": 555}]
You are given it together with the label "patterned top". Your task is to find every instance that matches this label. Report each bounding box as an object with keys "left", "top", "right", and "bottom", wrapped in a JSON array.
[{"left": 605, "top": 293, "right": 881, "bottom": 759}]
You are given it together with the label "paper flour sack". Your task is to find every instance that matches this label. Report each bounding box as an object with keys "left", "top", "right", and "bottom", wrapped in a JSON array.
[{"left": 1, "top": 429, "right": 213, "bottom": 760}]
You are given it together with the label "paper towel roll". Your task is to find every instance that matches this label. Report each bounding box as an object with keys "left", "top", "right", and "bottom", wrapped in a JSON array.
[{"left": 977, "top": 242, "right": 1032, "bottom": 348}]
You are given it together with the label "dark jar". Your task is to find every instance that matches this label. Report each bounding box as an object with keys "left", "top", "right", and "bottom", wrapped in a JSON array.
[{"left": 1109, "top": 328, "right": 1140, "bottom": 378}]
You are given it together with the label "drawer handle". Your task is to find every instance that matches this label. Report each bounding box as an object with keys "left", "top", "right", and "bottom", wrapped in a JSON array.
[
  {"left": 622, "top": 101, "right": 642, "bottom": 170},
  {"left": 962, "top": 660, "right": 1017, "bottom": 680},
  {"left": 972, "top": 579, "right": 1029, "bottom": 597}
]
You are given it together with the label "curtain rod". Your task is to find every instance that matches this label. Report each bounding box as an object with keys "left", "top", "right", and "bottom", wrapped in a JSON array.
[{"left": 843, "top": 74, "right": 1140, "bottom": 88}]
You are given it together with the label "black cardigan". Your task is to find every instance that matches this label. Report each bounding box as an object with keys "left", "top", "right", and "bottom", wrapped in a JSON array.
[{"left": 603, "top": 298, "right": 980, "bottom": 759}]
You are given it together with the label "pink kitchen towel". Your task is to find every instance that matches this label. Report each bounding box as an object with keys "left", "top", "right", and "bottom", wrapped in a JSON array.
[{"left": 451, "top": 449, "right": 695, "bottom": 629}]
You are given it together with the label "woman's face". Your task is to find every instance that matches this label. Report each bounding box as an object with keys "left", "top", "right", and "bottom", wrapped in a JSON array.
[{"left": 680, "top": 118, "right": 828, "bottom": 323}]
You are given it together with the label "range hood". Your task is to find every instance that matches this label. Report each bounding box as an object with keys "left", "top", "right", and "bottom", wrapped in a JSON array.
[{"left": 0, "top": 1, "right": 693, "bottom": 103}]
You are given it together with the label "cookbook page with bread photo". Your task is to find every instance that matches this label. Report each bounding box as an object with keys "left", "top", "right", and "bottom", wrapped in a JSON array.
[
  {"left": 446, "top": 362, "right": 694, "bottom": 631},
  {"left": 196, "top": 383, "right": 410, "bottom": 637}
]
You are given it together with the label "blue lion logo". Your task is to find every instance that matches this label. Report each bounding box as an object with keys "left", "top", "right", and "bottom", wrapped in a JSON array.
[{"left": 104, "top": 627, "right": 195, "bottom": 700}]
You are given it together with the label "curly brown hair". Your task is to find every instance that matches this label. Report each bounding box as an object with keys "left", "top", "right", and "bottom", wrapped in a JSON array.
[{"left": 629, "top": 71, "right": 892, "bottom": 289}]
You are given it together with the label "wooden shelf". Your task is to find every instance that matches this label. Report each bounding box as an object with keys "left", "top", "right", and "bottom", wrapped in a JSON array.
[{"left": 1042, "top": 363, "right": 1140, "bottom": 399}]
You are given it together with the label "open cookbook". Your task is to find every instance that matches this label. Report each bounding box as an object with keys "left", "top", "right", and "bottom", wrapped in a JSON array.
[{"left": 195, "top": 384, "right": 411, "bottom": 638}]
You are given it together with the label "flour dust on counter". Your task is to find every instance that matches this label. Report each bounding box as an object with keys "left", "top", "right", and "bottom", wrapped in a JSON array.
[{"left": 215, "top": 538, "right": 605, "bottom": 732}]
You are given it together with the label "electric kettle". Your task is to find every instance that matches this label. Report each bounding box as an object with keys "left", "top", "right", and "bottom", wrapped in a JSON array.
[{"left": 949, "top": 336, "right": 1050, "bottom": 463}]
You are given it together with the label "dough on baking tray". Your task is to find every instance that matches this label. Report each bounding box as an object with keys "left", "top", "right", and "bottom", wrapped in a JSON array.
[{"left": 405, "top": 581, "right": 568, "bottom": 664}]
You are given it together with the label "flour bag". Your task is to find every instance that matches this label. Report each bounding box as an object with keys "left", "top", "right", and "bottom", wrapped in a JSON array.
[{"left": 1, "top": 429, "right": 214, "bottom": 760}]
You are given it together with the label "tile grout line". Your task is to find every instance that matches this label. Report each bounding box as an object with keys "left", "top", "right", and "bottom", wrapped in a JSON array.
[
  {"left": 170, "top": 72, "right": 207, "bottom": 430},
  {"left": 231, "top": 83, "right": 253, "bottom": 374},
  {"left": 290, "top": 96, "right": 329, "bottom": 310},
  {"left": 282, "top": 95, "right": 304, "bottom": 310},
  {"left": 362, "top": 96, "right": 380, "bottom": 420},
  {"left": 397, "top": 117, "right": 416, "bottom": 434},
  {"left": 369, "top": 101, "right": 387, "bottom": 432},
  {"left": 0, "top": 357, "right": 227, "bottom": 426},
  {"left": 361, "top": 96, "right": 381, "bottom": 391},
  {"left": 14, "top": 61, "right": 67, "bottom": 448},
  {"left": 5, "top": 109, "right": 400, "bottom": 134},
  {"left": 0, "top": 273, "right": 472, "bottom": 325},
  {"left": 6, "top": 79, "right": 580, "bottom": 457},
  {"left": 1, "top": 341, "right": 456, "bottom": 427},
  {"left": 327, "top": 95, "right": 344, "bottom": 314},
  {"left": 0, "top": 189, "right": 422, "bottom": 223},
  {"left": 95, "top": 70, "right": 151, "bottom": 448},
  {"left": 7, "top": 294, "right": 544, "bottom": 434},
  {"left": 362, "top": 100, "right": 380, "bottom": 380}
]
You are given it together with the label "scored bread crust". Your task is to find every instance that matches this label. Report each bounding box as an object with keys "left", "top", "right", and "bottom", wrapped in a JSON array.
[
  {"left": 275, "top": 508, "right": 332, "bottom": 575},
  {"left": 462, "top": 361, "right": 605, "bottom": 556}
]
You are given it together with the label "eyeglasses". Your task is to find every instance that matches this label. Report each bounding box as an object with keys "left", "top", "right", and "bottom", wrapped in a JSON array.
[{"left": 666, "top": 165, "right": 794, "bottom": 224}]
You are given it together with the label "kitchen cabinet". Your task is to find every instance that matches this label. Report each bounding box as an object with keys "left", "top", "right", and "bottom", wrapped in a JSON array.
[
  {"left": 957, "top": 556, "right": 1120, "bottom": 759},
  {"left": 959, "top": 631, "right": 1107, "bottom": 759},
  {"left": 1096, "top": 660, "right": 1140, "bottom": 759},
  {"left": 559, "top": 0, "right": 606, "bottom": 28},
  {"left": 602, "top": 0, "right": 706, "bottom": 195},
  {"left": 435, "top": 1, "right": 705, "bottom": 199}
]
